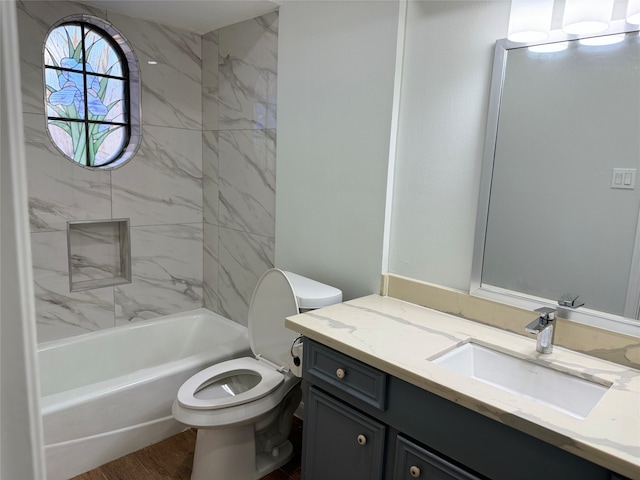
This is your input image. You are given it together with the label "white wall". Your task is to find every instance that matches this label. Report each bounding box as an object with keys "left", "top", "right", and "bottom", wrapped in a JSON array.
[
  {"left": 275, "top": 1, "right": 399, "bottom": 299},
  {"left": 277, "top": 0, "right": 635, "bottom": 309},
  {"left": 388, "top": 1, "right": 510, "bottom": 291}
]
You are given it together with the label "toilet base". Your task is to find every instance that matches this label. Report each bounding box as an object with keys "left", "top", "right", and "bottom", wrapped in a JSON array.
[
  {"left": 257, "top": 440, "right": 294, "bottom": 478},
  {"left": 191, "top": 426, "right": 293, "bottom": 480},
  {"left": 181, "top": 374, "right": 302, "bottom": 480}
]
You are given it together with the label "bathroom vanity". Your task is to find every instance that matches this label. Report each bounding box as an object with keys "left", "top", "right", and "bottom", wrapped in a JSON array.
[{"left": 285, "top": 295, "right": 640, "bottom": 480}]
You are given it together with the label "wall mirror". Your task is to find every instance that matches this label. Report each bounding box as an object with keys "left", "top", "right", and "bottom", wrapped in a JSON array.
[{"left": 471, "top": 23, "right": 640, "bottom": 337}]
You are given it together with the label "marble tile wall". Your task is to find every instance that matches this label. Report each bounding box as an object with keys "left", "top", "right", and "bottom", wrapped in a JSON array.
[
  {"left": 20, "top": 1, "right": 278, "bottom": 341},
  {"left": 18, "top": 1, "right": 205, "bottom": 342},
  {"left": 202, "top": 13, "right": 279, "bottom": 326}
]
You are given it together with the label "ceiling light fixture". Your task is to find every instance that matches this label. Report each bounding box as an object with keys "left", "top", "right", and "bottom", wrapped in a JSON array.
[
  {"left": 627, "top": 0, "right": 640, "bottom": 24},
  {"left": 579, "top": 33, "right": 626, "bottom": 45},
  {"left": 508, "top": 0, "right": 555, "bottom": 42},
  {"left": 562, "top": 0, "right": 614, "bottom": 35},
  {"left": 529, "top": 41, "right": 570, "bottom": 52}
]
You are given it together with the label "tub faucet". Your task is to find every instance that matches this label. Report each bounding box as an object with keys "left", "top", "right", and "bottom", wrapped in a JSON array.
[{"left": 525, "top": 307, "right": 557, "bottom": 354}]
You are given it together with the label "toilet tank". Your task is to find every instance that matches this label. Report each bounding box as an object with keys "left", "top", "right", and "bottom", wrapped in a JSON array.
[
  {"left": 281, "top": 271, "right": 342, "bottom": 376},
  {"left": 283, "top": 271, "right": 343, "bottom": 310}
]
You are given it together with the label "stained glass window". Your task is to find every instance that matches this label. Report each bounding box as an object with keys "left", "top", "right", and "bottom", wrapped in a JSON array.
[{"left": 44, "top": 17, "right": 139, "bottom": 169}]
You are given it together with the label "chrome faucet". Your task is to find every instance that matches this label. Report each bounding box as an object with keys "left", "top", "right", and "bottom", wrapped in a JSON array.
[{"left": 525, "top": 307, "right": 557, "bottom": 354}]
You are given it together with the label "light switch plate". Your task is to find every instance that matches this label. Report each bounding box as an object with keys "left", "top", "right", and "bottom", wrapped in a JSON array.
[{"left": 611, "top": 168, "right": 636, "bottom": 190}]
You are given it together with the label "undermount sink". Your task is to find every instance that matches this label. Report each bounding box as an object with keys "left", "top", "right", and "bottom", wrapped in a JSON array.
[{"left": 432, "top": 343, "right": 610, "bottom": 419}]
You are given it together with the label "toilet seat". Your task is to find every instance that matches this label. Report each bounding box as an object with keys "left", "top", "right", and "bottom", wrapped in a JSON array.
[
  {"left": 177, "top": 357, "right": 284, "bottom": 410},
  {"left": 178, "top": 269, "right": 300, "bottom": 411}
]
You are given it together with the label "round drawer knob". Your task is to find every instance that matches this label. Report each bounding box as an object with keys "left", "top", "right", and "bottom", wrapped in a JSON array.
[
  {"left": 409, "top": 465, "right": 421, "bottom": 478},
  {"left": 357, "top": 434, "right": 367, "bottom": 446},
  {"left": 336, "top": 368, "right": 346, "bottom": 379}
]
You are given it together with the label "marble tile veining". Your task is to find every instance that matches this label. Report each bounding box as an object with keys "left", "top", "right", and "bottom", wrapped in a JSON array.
[
  {"left": 203, "top": 130, "right": 219, "bottom": 226},
  {"left": 202, "top": 11, "right": 279, "bottom": 326},
  {"left": 203, "top": 223, "right": 220, "bottom": 313},
  {"left": 218, "top": 227, "right": 274, "bottom": 325},
  {"left": 32, "top": 231, "right": 115, "bottom": 342},
  {"left": 218, "top": 129, "right": 276, "bottom": 237},
  {"left": 115, "top": 224, "right": 203, "bottom": 324},
  {"left": 202, "top": 31, "right": 220, "bottom": 131},
  {"left": 23, "top": 113, "right": 112, "bottom": 232},
  {"left": 218, "top": 12, "right": 278, "bottom": 130},
  {"left": 286, "top": 295, "right": 640, "bottom": 480},
  {"left": 111, "top": 125, "right": 203, "bottom": 226},
  {"left": 106, "top": 11, "right": 202, "bottom": 130}
]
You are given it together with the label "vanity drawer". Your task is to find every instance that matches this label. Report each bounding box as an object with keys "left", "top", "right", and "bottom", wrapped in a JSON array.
[
  {"left": 393, "top": 435, "right": 482, "bottom": 480},
  {"left": 304, "top": 339, "right": 387, "bottom": 410}
]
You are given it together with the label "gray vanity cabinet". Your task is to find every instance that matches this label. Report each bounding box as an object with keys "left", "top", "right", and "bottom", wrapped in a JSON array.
[
  {"left": 305, "top": 387, "right": 386, "bottom": 479},
  {"left": 393, "top": 436, "right": 481, "bottom": 480},
  {"left": 301, "top": 339, "right": 628, "bottom": 480},
  {"left": 302, "top": 339, "right": 482, "bottom": 480}
]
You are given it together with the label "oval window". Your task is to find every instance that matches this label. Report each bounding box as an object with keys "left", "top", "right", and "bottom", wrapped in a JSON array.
[{"left": 43, "top": 16, "right": 140, "bottom": 169}]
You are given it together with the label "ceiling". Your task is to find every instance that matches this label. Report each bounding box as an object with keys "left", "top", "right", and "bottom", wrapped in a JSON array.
[{"left": 78, "top": 0, "right": 280, "bottom": 34}]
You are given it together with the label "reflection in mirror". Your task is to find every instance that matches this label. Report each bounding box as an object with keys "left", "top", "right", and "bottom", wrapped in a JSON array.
[{"left": 472, "top": 26, "right": 640, "bottom": 336}]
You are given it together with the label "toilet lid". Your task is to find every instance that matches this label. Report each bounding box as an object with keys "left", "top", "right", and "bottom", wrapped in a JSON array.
[{"left": 248, "top": 269, "right": 301, "bottom": 371}]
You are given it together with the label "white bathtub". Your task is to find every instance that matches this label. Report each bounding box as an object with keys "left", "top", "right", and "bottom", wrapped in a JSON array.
[{"left": 38, "top": 308, "right": 251, "bottom": 480}]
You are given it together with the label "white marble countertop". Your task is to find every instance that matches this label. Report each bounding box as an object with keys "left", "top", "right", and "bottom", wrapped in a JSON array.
[{"left": 285, "top": 295, "right": 640, "bottom": 479}]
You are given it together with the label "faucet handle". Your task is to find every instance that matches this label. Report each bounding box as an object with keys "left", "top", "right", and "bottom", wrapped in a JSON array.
[
  {"left": 534, "top": 307, "right": 556, "bottom": 321},
  {"left": 526, "top": 307, "right": 556, "bottom": 333},
  {"left": 558, "top": 293, "right": 584, "bottom": 308}
]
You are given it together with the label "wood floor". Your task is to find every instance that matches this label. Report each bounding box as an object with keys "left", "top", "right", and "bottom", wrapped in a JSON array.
[{"left": 72, "top": 418, "right": 303, "bottom": 480}]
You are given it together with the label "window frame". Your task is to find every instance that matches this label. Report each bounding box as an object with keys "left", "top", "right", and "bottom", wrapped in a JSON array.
[{"left": 43, "top": 15, "right": 141, "bottom": 170}]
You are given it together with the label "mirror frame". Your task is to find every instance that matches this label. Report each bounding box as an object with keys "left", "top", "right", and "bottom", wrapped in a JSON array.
[{"left": 471, "top": 20, "right": 640, "bottom": 338}]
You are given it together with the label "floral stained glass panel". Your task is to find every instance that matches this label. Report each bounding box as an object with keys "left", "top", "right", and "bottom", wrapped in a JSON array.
[
  {"left": 92, "top": 125, "right": 126, "bottom": 166},
  {"left": 85, "top": 28, "right": 123, "bottom": 76},
  {"left": 46, "top": 66, "right": 88, "bottom": 119},
  {"left": 45, "top": 21, "right": 130, "bottom": 168},
  {"left": 48, "top": 119, "right": 87, "bottom": 163},
  {"left": 96, "top": 77, "right": 126, "bottom": 124},
  {"left": 44, "top": 25, "right": 83, "bottom": 68}
]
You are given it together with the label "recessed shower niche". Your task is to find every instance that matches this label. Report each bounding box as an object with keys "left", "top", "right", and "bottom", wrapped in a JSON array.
[{"left": 67, "top": 219, "right": 132, "bottom": 292}]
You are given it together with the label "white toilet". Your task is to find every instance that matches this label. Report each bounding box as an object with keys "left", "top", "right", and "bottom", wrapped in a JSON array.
[{"left": 172, "top": 268, "right": 342, "bottom": 480}]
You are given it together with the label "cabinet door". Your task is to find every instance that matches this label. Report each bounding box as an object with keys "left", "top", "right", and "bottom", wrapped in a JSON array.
[
  {"left": 304, "top": 387, "right": 386, "bottom": 480},
  {"left": 394, "top": 435, "right": 482, "bottom": 480}
]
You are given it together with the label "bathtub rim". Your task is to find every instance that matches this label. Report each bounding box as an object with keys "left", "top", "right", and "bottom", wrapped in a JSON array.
[
  {"left": 39, "top": 307, "right": 251, "bottom": 410},
  {"left": 37, "top": 307, "right": 242, "bottom": 352},
  {"left": 39, "top": 350, "right": 249, "bottom": 415}
]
